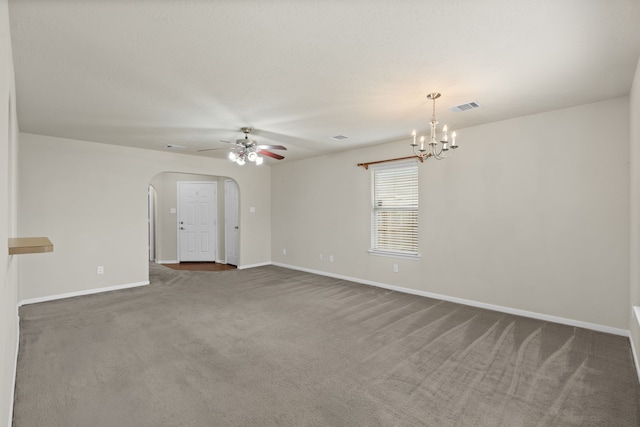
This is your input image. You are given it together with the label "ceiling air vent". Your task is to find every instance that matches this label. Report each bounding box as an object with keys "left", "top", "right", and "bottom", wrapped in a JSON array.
[
  {"left": 450, "top": 101, "right": 480, "bottom": 112},
  {"left": 330, "top": 135, "right": 349, "bottom": 141}
]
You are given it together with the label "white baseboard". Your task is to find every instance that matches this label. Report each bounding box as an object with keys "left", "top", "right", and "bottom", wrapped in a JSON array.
[
  {"left": 238, "top": 261, "right": 272, "bottom": 270},
  {"left": 18, "top": 281, "right": 150, "bottom": 307},
  {"left": 272, "top": 262, "right": 629, "bottom": 337},
  {"left": 156, "top": 260, "right": 226, "bottom": 265}
]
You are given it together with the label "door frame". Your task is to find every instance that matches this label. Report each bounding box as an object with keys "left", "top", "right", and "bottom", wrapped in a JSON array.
[
  {"left": 148, "top": 185, "right": 156, "bottom": 261},
  {"left": 177, "top": 181, "right": 218, "bottom": 262},
  {"left": 224, "top": 179, "right": 239, "bottom": 265}
]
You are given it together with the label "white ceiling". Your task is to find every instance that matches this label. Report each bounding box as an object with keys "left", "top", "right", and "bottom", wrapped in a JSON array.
[{"left": 8, "top": 0, "right": 640, "bottom": 163}]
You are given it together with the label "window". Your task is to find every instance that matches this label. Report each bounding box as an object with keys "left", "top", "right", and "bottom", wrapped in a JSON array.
[{"left": 370, "top": 161, "right": 419, "bottom": 257}]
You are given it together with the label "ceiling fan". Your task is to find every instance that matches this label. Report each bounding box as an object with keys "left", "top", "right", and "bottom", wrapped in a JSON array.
[{"left": 198, "top": 127, "right": 287, "bottom": 165}]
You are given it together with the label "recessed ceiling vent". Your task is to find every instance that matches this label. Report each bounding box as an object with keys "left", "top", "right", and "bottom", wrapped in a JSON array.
[
  {"left": 330, "top": 135, "right": 349, "bottom": 141},
  {"left": 450, "top": 101, "right": 480, "bottom": 112},
  {"left": 164, "top": 144, "right": 186, "bottom": 150}
]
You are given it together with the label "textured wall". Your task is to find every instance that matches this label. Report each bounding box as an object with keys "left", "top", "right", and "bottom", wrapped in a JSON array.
[{"left": 272, "top": 97, "right": 631, "bottom": 330}]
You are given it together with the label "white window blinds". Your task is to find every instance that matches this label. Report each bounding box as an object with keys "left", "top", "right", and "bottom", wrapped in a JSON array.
[{"left": 371, "top": 161, "right": 419, "bottom": 256}]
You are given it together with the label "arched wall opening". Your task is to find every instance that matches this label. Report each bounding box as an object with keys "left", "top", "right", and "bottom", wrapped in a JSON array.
[{"left": 149, "top": 172, "right": 240, "bottom": 266}]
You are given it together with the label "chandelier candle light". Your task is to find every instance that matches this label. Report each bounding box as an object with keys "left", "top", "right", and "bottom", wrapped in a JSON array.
[{"left": 411, "top": 92, "right": 459, "bottom": 160}]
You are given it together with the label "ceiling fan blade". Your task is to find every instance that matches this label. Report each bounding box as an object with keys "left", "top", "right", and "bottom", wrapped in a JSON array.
[
  {"left": 258, "top": 149, "right": 285, "bottom": 160},
  {"left": 258, "top": 144, "right": 287, "bottom": 151},
  {"left": 198, "top": 139, "right": 240, "bottom": 152},
  {"left": 197, "top": 148, "right": 223, "bottom": 152}
]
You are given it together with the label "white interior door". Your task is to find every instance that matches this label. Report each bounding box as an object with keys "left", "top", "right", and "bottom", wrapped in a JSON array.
[
  {"left": 225, "top": 179, "right": 239, "bottom": 266},
  {"left": 178, "top": 181, "right": 217, "bottom": 262}
]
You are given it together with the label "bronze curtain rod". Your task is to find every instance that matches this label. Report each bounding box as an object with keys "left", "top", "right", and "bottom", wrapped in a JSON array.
[{"left": 357, "top": 155, "right": 427, "bottom": 170}]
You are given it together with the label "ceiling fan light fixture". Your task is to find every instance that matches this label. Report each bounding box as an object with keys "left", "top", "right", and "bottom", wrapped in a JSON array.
[{"left": 226, "top": 128, "right": 286, "bottom": 165}]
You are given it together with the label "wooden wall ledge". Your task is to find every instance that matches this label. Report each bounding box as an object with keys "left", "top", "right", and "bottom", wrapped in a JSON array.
[{"left": 8, "top": 237, "right": 54, "bottom": 255}]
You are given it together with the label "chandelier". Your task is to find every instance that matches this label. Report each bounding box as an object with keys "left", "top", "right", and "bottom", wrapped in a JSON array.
[{"left": 411, "top": 92, "right": 459, "bottom": 160}]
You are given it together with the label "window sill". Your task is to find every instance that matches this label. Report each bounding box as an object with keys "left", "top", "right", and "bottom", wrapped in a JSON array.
[{"left": 368, "top": 250, "right": 421, "bottom": 260}]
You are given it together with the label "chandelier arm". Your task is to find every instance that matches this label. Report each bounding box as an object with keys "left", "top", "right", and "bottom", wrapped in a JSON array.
[
  {"left": 412, "top": 145, "right": 430, "bottom": 160},
  {"left": 431, "top": 144, "right": 444, "bottom": 160},
  {"left": 435, "top": 147, "right": 453, "bottom": 160}
]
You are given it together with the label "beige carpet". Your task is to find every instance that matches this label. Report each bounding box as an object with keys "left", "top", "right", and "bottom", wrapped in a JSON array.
[{"left": 13, "top": 263, "right": 640, "bottom": 426}]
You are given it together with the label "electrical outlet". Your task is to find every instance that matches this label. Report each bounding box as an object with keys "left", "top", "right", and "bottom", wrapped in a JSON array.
[
  {"left": 319, "top": 254, "right": 323, "bottom": 261},
  {"left": 393, "top": 264, "right": 399, "bottom": 273},
  {"left": 329, "top": 255, "right": 334, "bottom": 262},
  {"left": 282, "top": 248, "right": 287, "bottom": 255},
  {"left": 97, "top": 266, "right": 104, "bottom": 275}
]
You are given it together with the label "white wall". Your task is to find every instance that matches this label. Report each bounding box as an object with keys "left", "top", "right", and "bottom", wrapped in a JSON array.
[
  {"left": 18, "top": 133, "right": 271, "bottom": 301},
  {"left": 630, "top": 56, "right": 640, "bottom": 360},
  {"left": 0, "top": 0, "right": 20, "bottom": 425},
  {"left": 272, "top": 97, "right": 630, "bottom": 330}
]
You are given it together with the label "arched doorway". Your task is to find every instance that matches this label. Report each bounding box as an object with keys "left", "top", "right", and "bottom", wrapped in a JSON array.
[{"left": 148, "top": 172, "right": 239, "bottom": 266}]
